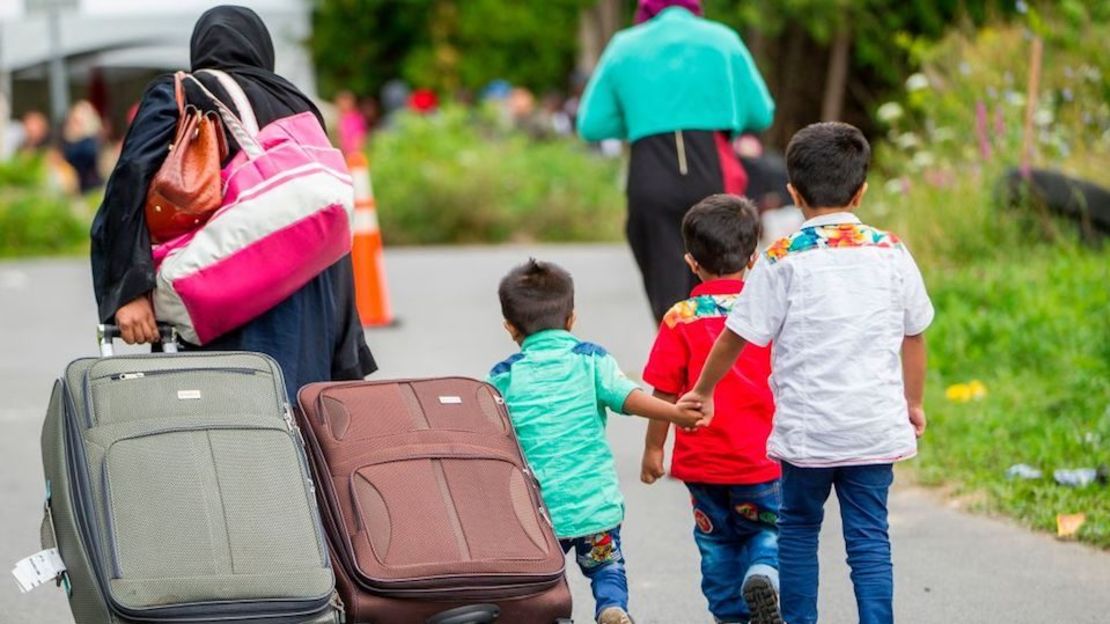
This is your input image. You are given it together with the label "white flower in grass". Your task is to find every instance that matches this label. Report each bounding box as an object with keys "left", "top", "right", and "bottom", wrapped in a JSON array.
[
  {"left": 884, "top": 178, "right": 906, "bottom": 195},
  {"left": 895, "top": 132, "right": 920, "bottom": 150},
  {"left": 912, "top": 151, "right": 936, "bottom": 168},
  {"left": 877, "top": 102, "right": 904, "bottom": 124},
  {"left": 932, "top": 127, "right": 956, "bottom": 142},
  {"left": 905, "top": 73, "right": 930, "bottom": 92},
  {"left": 1033, "top": 108, "right": 1054, "bottom": 127}
]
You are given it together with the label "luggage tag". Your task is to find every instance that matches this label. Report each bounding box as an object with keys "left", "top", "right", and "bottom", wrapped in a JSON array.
[{"left": 11, "top": 548, "right": 66, "bottom": 593}]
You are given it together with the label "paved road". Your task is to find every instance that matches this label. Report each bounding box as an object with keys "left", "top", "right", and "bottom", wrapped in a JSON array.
[{"left": 2, "top": 246, "right": 1109, "bottom": 623}]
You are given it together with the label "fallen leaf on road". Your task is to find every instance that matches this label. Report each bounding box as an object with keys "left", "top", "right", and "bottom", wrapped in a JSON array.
[{"left": 1056, "top": 513, "right": 1086, "bottom": 538}]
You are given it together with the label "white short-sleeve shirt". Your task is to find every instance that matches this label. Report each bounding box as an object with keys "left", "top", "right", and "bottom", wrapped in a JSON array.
[{"left": 727, "top": 212, "right": 934, "bottom": 466}]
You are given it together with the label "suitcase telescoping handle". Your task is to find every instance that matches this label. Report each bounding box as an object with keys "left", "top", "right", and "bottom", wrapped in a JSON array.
[
  {"left": 426, "top": 604, "right": 501, "bottom": 624},
  {"left": 97, "top": 324, "right": 179, "bottom": 357}
]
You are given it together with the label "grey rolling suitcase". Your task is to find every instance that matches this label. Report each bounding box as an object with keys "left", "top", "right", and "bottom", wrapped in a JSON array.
[{"left": 38, "top": 325, "right": 342, "bottom": 624}]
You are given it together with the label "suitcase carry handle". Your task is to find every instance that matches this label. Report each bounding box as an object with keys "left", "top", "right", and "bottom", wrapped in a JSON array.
[
  {"left": 97, "top": 324, "right": 179, "bottom": 357},
  {"left": 426, "top": 604, "right": 501, "bottom": 624}
]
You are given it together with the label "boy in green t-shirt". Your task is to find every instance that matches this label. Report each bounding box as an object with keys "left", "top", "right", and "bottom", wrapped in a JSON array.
[{"left": 488, "top": 259, "right": 707, "bottom": 624}]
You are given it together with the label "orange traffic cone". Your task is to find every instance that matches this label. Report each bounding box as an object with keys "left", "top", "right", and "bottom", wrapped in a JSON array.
[{"left": 347, "top": 152, "right": 394, "bottom": 327}]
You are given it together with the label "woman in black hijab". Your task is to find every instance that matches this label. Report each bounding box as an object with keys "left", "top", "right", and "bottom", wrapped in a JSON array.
[{"left": 91, "top": 6, "right": 376, "bottom": 399}]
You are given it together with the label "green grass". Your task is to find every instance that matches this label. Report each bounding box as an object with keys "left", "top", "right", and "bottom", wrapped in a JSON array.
[{"left": 914, "top": 248, "right": 1110, "bottom": 546}]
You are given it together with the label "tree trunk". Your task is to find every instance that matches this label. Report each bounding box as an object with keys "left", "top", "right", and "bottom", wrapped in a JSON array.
[
  {"left": 821, "top": 26, "right": 852, "bottom": 121},
  {"left": 577, "top": 0, "right": 624, "bottom": 75}
]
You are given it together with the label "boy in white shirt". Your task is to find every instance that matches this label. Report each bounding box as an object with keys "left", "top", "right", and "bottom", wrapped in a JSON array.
[{"left": 679, "top": 122, "right": 933, "bottom": 624}]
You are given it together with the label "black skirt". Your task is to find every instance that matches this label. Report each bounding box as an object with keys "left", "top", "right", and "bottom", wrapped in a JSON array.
[{"left": 626, "top": 129, "right": 745, "bottom": 322}]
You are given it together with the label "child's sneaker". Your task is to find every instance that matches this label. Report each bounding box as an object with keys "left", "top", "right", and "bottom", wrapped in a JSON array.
[
  {"left": 741, "top": 575, "right": 782, "bottom": 624},
  {"left": 597, "top": 606, "right": 634, "bottom": 624}
]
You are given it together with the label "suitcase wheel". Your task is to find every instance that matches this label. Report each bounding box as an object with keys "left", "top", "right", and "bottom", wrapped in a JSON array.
[{"left": 426, "top": 604, "right": 501, "bottom": 624}]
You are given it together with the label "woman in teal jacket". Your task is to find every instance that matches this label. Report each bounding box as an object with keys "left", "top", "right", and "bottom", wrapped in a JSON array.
[{"left": 578, "top": 0, "right": 774, "bottom": 322}]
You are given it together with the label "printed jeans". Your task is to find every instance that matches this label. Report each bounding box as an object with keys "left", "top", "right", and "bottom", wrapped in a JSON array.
[
  {"left": 779, "top": 462, "right": 895, "bottom": 624},
  {"left": 687, "top": 481, "right": 781, "bottom": 623},
  {"left": 560, "top": 526, "right": 628, "bottom": 620}
]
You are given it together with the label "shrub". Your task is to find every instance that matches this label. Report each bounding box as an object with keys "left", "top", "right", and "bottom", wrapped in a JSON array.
[
  {"left": 0, "top": 155, "right": 88, "bottom": 257},
  {"left": 0, "top": 153, "right": 48, "bottom": 188},
  {"left": 860, "top": 16, "right": 1109, "bottom": 266},
  {"left": 0, "top": 191, "right": 88, "bottom": 258},
  {"left": 369, "top": 105, "right": 625, "bottom": 245}
]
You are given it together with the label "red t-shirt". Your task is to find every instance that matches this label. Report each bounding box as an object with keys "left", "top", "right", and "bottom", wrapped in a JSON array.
[{"left": 643, "top": 279, "right": 780, "bottom": 484}]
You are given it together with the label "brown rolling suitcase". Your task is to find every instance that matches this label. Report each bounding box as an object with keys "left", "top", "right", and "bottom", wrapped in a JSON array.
[{"left": 297, "top": 378, "right": 574, "bottom": 624}]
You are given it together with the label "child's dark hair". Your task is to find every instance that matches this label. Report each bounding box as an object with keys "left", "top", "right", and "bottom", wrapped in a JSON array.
[
  {"left": 682, "top": 194, "right": 761, "bottom": 276},
  {"left": 498, "top": 259, "right": 575, "bottom": 337},
  {"left": 785, "top": 122, "right": 871, "bottom": 207}
]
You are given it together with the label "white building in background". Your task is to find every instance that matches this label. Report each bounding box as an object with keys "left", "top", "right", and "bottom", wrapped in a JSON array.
[{"left": 0, "top": 0, "right": 316, "bottom": 135}]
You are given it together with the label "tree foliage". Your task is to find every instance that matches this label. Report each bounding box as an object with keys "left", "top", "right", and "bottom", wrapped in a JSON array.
[
  {"left": 310, "top": 0, "right": 433, "bottom": 99},
  {"left": 312, "top": 0, "right": 592, "bottom": 99},
  {"left": 704, "top": 0, "right": 1021, "bottom": 85}
]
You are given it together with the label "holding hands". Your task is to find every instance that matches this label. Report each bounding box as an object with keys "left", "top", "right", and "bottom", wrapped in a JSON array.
[
  {"left": 638, "top": 388, "right": 715, "bottom": 487},
  {"left": 672, "top": 399, "right": 713, "bottom": 430},
  {"left": 677, "top": 388, "right": 714, "bottom": 428}
]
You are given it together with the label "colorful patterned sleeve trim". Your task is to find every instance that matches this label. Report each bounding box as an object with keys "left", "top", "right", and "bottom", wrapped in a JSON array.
[
  {"left": 662, "top": 295, "right": 738, "bottom": 328},
  {"left": 764, "top": 224, "right": 903, "bottom": 265}
]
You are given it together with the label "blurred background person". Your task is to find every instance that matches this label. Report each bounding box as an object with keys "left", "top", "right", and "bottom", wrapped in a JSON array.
[
  {"left": 1, "top": 94, "right": 23, "bottom": 160},
  {"left": 19, "top": 110, "right": 52, "bottom": 154},
  {"left": 61, "top": 100, "right": 104, "bottom": 194},
  {"left": 335, "top": 90, "right": 368, "bottom": 154},
  {"left": 577, "top": 0, "right": 775, "bottom": 323}
]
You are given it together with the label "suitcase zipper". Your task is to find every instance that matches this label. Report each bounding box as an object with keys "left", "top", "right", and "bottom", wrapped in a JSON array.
[
  {"left": 99, "top": 366, "right": 261, "bottom": 382},
  {"left": 83, "top": 366, "right": 267, "bottom": 428}
]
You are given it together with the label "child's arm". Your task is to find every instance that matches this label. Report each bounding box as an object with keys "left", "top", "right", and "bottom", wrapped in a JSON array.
[
  {"left": 903, "top": 333, "right": 927, "bottom": 437},
  {"left": 677, "top": 329, "right": 748, "bottom": 423},
  {"left": 623, "top": 389, "right": 705, "bottom": 429},
  {"left": 641, "top": 391, "right": 674, "bottom": 484}
]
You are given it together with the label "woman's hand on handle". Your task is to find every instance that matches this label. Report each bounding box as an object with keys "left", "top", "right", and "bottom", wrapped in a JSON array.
[{"left": 115, "top": 295, "right": 159, "bottom": 344}]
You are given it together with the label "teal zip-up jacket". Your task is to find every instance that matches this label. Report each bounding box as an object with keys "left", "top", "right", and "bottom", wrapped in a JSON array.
[{"left": 577, "top": 7, "right": 775, "bottom": 143}]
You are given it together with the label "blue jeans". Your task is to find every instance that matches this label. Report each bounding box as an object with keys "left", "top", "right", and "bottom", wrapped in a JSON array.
[
  {"left": 560, "top": 526, "right": 628, "bottom": 619},
  {"left": 687, "top": 481, "right": 781, "bottom": 623},
  {"left": 779, "top": 462, "right": 895, "bottom": 624}
]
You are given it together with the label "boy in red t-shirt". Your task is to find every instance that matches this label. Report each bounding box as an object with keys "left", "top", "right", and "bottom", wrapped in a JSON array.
[{"left": 642, "top": 194, "right": 782, "bottom": 624}]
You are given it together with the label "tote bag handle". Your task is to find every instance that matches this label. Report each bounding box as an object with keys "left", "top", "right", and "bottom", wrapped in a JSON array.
[{"left": 184, "top": 70, "right": 264, "bottom": 159}]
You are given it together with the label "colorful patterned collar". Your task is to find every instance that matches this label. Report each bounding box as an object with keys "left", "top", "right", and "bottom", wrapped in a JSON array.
[{"left": 764, "top": 222, "right": 902, "bottom": 265}]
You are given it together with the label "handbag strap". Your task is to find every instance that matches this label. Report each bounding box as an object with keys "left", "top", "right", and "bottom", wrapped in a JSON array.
[
  {"left": 199, "top": 69, "right": 261, "bottom": 136},
  {"left": 172, "top": 71, "right": 187, "bottom": 118},
  {"left": 183, "top": 71, "right": 264, "bottom": 159}
]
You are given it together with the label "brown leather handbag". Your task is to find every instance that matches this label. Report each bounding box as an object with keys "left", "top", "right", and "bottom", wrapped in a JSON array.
[{"left": 145, "top": 71, "right": 228, "bottom": 243}]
